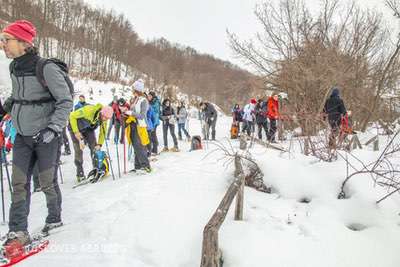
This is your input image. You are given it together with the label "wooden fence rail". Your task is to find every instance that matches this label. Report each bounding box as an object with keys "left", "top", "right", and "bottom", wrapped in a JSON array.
[{"left": 200, "top": 155, "right": 246, "bottom": 267}]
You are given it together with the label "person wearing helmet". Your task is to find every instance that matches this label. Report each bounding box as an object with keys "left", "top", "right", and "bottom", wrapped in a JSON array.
[{"left": 68, "top": 104, "right": 112, "bottom": 182}]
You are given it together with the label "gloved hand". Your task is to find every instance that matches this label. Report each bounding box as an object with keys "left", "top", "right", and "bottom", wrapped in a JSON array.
[
  {"left": 33, "top": 128, "right": 57, "bottom": 144},
  {"left": 5, "top": 140, "right": 12, "bottom": 152}
]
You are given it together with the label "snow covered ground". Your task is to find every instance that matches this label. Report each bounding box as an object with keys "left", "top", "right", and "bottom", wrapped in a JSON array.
[{"left": 0, "top": 71, "right": 399, "bottom": 266}]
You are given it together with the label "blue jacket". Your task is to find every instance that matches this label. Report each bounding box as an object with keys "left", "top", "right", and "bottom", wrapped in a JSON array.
[
  {"left": 150, "top": 97, "right": 161, "bottom": 126},
  {"left": 74, "top": 101, "right": 88, "bottom": 111},
  {"left": 146, "top": 106, "right": 157, "bottom": 131}
]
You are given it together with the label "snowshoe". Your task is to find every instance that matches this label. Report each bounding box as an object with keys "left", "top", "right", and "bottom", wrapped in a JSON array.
[
  {"left": 129, "top": 167, "right": 152, "bottom": 175},
  {"left": 87, "top": 169, "right": 106, "bottom": 183},
  {"left": 161, "top": 147, "right": 169, "bottom": 152},
  {"left": 41, "top": 222, "right": 63, "bottom": 237},
  {"left": 76, "top": 175, "right": 86, "bottom": 183},
  {"left": 170, "top": 147, "right": 180, "bottom": 152},
  {"left": 0, "top": 233, "right": 48, "bottom": 266}
]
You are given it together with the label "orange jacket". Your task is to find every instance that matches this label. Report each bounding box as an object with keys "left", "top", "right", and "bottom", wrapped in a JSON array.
[{"left": 267, "top": 97, "right": 279, "bottom": 119}]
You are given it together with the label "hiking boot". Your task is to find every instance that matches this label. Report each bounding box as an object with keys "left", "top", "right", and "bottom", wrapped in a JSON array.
[
  {"left": 161, "top": 147, "right": 169, "bottom": 152},
  {"left": 3, "top": 231, "right": 31, "bottom": 247},
  {"left": 170, "top": 147, "right": 180, "bottom": 152},
  {"left": 41, "top": 222, "right": 63, "bottom": 236},
  {"left": 62, "top": 150, "right": 71, "bottom": 156},
  {"left": 76, "top": 173, "right": 86, "bottom": 183},
  {"left": 143, "top": 167, "right": 152, "bottom": 173}
]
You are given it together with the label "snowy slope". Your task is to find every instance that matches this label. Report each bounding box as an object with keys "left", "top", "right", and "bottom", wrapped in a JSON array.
[
  {"left": 0, "top": 52, "right": 11, "bottom": 98},
  {"left": 0, "top": 58, "right": 399, "bottom": 266}
]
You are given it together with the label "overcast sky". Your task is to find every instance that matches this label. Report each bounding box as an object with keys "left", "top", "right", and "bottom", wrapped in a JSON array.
[{"left": 85, "top": 0, "right": 397, "bottom": 68}]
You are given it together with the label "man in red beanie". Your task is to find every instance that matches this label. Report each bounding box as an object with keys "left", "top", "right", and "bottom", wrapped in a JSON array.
[{"left": 0, "top": 20, "right": 73, "bottom": 247}]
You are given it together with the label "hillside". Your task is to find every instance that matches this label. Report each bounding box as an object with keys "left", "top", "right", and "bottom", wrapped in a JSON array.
[
  {"left": 0, "top": 72, "right": 399, "bottom": 266},
  {"left": 0, "top": 0, "right": 258, "bottom": 112}
]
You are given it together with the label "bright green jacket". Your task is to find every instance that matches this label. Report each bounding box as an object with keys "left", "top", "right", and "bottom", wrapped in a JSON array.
[{"left": 69, "top": 103, "right": 108, "bottom": 145}]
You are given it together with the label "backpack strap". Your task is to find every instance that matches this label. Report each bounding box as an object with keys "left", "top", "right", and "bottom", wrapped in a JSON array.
[
  {"left": 9, "top": 61, "right": 16, "bottom": 77},
  {"left": 36, "top": 57, "right": 50, "bottom": 89}
]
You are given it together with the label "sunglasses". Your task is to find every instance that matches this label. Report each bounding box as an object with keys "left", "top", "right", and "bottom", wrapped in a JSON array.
[{"left": 0, "top": 35, "right": 18, "bottom": 44}]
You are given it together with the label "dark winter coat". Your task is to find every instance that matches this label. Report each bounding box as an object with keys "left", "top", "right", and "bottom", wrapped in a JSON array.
[
  {"left": 161, "top": 100, "right": 176, "bottom": 124},
  {"left": 255, "top": 101, "right": 268, "bottom": 124},
  {"left": 323, "top": 94, "right": 346, "bottom": 128},
  {"left": 232, "top": 106, "right": 243, "bottom": 122},
  {"left": 202, "top": 103, "right": 217, "bottom": 121}
]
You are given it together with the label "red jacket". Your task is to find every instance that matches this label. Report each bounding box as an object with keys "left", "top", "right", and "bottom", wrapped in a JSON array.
[
  {"left": 267, "top": 97, "right": 279, "bottom": 119},
  {"left": 111, "top": 103, "right": 121, "bottom": 121}
]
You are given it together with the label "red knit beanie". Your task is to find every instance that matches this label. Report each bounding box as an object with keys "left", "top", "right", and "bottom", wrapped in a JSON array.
[
  {"left": 250, "top": 98, "right": 257, "bottom": 105},
  {"left": 3, "top": 20, "right": 36, "bottom": 45}
]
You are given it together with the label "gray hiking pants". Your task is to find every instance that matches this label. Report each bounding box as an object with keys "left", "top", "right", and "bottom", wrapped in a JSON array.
[
  {"left": 69, "top": 128, "right": 97, "bottom": 176},
  {"left": 9, "top": 134, "right": 62, "bottom": 232}
]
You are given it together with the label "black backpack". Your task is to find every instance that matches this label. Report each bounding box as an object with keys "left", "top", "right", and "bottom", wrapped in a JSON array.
[
  {"left": 9, "top": 57, "right": 74, "bottom": 105},
  {"left": 36, "top": 58, "right": 75, "bottom": 99}
]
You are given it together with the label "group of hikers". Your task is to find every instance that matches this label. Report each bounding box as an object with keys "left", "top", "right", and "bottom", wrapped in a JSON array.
[
  {"left": 232, "top": 87, "right": 349, "bottom": 149},
  {"left": 231, "top": 93, "right": 280, "bottom": 143},
  {"left": 0, "top": 18, "right": 350, "bottom": 254},
  {"left": 0, "top": 19, "right": 220, "bottom": 250}
]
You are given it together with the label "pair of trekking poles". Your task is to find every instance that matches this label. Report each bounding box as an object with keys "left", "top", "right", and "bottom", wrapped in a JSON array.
[
  {"left": 0, "top": 127, "right": 12, "bottom": 224},
  {"left": 103, "top": 120, "right": 128, "bottom": 181}
]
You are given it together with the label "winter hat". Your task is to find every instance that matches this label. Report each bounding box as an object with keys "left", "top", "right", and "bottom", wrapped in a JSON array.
[
  {"left": 100, "top": 106, "right": 114, "bottom": 120},
  {"left": 331, "top": 87, "right": 340, "bottom": 97},
  {"left": 133, "top": 79, "right": 145, "bottom": 93},
  {"left": 3, "top": 20, "right": 36, "bottom": 45},
  {"left": 250, "top": 98, "right": 257, "bottom": 105}
]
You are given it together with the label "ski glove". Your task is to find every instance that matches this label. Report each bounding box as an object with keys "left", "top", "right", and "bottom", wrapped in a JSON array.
[{"left": 33, "top": 128, "right": 58, "bottom": 144}]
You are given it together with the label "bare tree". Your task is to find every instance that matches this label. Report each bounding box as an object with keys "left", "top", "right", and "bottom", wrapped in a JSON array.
[{"left": 228, "top": 0, "right": 400, "bottom": 132}]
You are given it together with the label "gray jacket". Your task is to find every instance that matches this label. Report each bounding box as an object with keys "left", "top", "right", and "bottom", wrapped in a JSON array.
[
  {"left": 177, "top": 107, "right": 188, "bottom": 124},
  {"left": 10, "top": 54, "right": 73, "bottom": 136},
  {"left": 203, "top": 103, "right": 217, "bottom": 120}
]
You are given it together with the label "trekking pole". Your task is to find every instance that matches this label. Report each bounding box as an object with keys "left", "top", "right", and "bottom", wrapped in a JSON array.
[
  {"left": 123, "top": 121, "right": 127, "bottom": 174},
  {"left": 0, "top": 151, "right": 5, "bottom": 224},
  {"left": 104, "top": 138, "right": 116, "bottom": 180},
  {"left": 115, "top": 142, "right": 121, "bottom": 178},
  {"left": 1, "top": 149, "right": 12, "bottom": 193}
]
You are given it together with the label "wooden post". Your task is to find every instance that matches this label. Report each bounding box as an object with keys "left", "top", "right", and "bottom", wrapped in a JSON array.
[
  {"left": 200, "top": 156, "right": 245, "bottom": 267},
  {"left": 364, "top": 135, "right": 378, "bottom": 146},
  {"left": 304, "top": 138, "right": 310, "bottom": 156},
  {"left": 234, "top": 156, "right": 244, "bottom": 221},
  {"left": 239, "top": 135, "right": 247, "bottom": 150}
]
